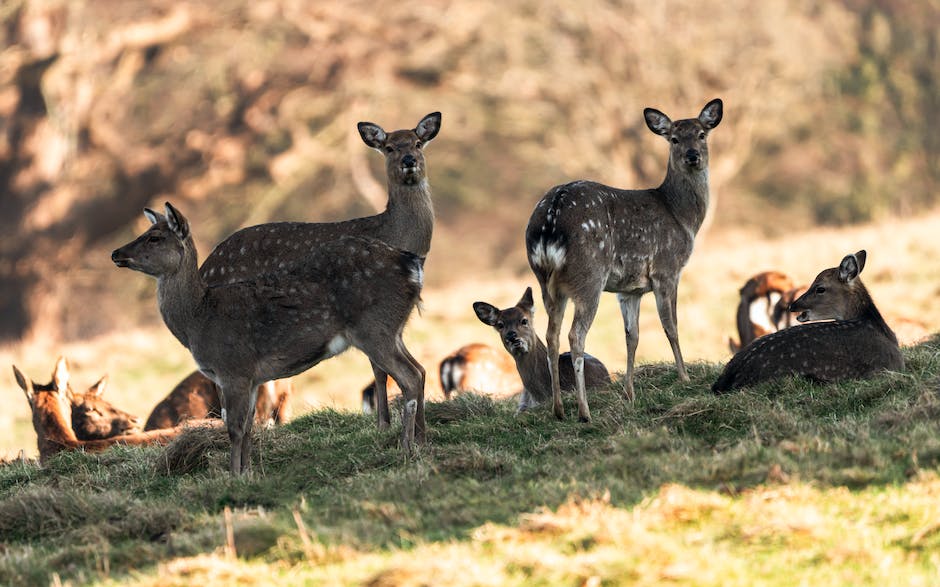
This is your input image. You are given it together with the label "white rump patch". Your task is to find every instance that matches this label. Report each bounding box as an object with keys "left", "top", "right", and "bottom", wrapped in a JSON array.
[
  {"left": 326, "top": 334, "right": 350, "bottom": 358},
  {"left": 529, "top": 241, "right": 567, "bottom": 269},
  {"left": 409, "top": 262, "right": 424, "bottom": 288}
]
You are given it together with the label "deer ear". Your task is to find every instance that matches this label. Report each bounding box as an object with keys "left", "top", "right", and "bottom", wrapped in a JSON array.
[
  {"left": 12, "top": 366, "right": 33, "bottom": 402},
  {"left": 89, "top": 375, "right": 108, "bottom": 397},
  {"left": 357, "top": 121, "right": 387, "bottom": 150},
  {"left": 853, "top": 250, "right": 867, "bottom": 274},
  {"left": 415, "top": 112, "right": 441, "bottom": 143},
  {"left": 164, "top": 202, "right": 190, "bottom": 240},
  {"left": 644, "top": 108, "right": 672, "bottom": 137},
  {"left": 53, "top": 356, "right": 70, "bottom": 391},
  {"left": 838, "top": 253, "right": 861, "bottom": 283},
  {"left": 518, "top": 287, "right": 535, "bottom": 314},
  {"left": 473, "top": 302, "right": 499, "bottom": 326},
  {"left": 143, "top": 208, "right": 164, "bottom": 225},
  {"left": 699, "top": 98, "right": 723, "bottom": 129}
]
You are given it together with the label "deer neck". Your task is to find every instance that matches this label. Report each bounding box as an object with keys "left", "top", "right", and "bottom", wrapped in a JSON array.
[
  {"left": 34, "top": 394, "right": 79, "bottom": 459},
  {"left": 377, "top": 179, "right": 434, "bottom": 256},
  {"left": 852, "top": 284, "right": 898, "bottom": 344},
  {"left": 514, "top": 337, "right": 554, "bottom": 402},
  {"left": 156, "top": 243, "right": 205, "bottom": 349},
  {"left": 658, "top": 162, "right": 710, "bottom": 235}
]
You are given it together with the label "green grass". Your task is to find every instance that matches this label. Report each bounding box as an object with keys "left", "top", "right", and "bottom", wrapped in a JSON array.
[{"left": 0, "top": 335, "right": 938, "bottom": 586}]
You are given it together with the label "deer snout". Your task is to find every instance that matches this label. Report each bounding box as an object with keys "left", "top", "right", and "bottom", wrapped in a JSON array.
[
  {"left": 684, "top": 149, "right": 701, "bottom": 167},
  {"left": 401, "top": 154, "right": 418, "bottom": 170},
  {"left": 111, "top": 249, "right": 130, "bottom": 267}
]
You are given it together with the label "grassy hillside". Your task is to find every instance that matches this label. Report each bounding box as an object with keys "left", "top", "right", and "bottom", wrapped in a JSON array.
[{"left": 0, "top": 334, "right": 938, "bottom": 586}]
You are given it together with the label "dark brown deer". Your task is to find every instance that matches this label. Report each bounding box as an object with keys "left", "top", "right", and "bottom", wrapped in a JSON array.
[
  {"left": 13, "top": 361, "right": 209, "bottom": 463},
  {"left": 145, "top": 371, "right": 292, "bottom": 431},
  {"left": 197, "top": 113, "right": 440, "bottom": 430},
  {"left": 67, "top": 370, "right": 144, "bottom": 440},
  {"left": 474, "top": 287, "right": 610, "bottom": 413},
  {"left": 526, "top": 99, "right": 722, "bottom": 421},
  {"left": 728, "top": 270, "right": 797, "bottom": 353},
  {"left": 112, "top": 203, "right": 426, "bottom": 474},
  {"left": 712, "top": 250, "right": 904, "bottom": 393}
]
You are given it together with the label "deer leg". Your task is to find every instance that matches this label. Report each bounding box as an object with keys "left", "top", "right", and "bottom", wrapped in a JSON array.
[
  {"left": 569, "top": 292, "right": 601, "bottom": 423},
  {"left": 653, "top": 279, "right": 689, "bottom": 382},
  {"left": 542, "top": 289, "right": 568, "bottom": 420},
  {"left": 617, "top": 293, "right": 642, "bottom": 401},
  {"left": 358, "top": 334, "right": 425, "bottom": 453},
  {"left": 218, "top": 377, "right": 257, "bottom": 475},
  {"left": 398, "top": 341, "right": 427, "bottom": 444},
  {"left": 369, "top": 361, "right": 391, "bottom": 431}
]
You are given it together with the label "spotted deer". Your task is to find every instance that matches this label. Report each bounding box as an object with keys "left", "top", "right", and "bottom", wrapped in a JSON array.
[
  {"left": 198, "top": 112, "right": 440, "bottom": 431},
  {"left": 145, "top": 371, "right": 292, "bottom": 431},
  {"left": 13, "top": 360, "right": 207, "bottom": 463},
  {"left": 526, "top": 99, "right": 723, "bottom": 421},
  {"left": 112, "top": 203, "right": 426, "bottom": 474},
  {"left": 474, "top": 287, "right": 610, "bottom": 413},
  {"left": 712, "top": 250, "right": 904, "bottom": 393}
]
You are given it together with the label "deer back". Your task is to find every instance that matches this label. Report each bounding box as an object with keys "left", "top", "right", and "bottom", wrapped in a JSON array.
[{"left": 439, "top": 343, "right": 521, "bottom": 399}]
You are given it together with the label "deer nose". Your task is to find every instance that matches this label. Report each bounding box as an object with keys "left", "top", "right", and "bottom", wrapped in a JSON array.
[
  {"left": 402, "top": 154, "right": 417, "bottom": 168},
  {"left": 684, "top": 149, "right": 701, "bottom": 166}
]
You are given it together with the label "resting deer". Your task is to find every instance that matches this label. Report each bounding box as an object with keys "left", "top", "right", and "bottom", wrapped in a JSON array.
[
  {"left": 145, "top": 371, "right": 292, "bottom": 431},
  {"left": 112, "top": 203, "right": 426, "bottom": 474},
  {"left": 526, "top": 99, "right": 722, "bottom": 421},
  {"left": 198, "top": 112, "right": 440, "bottom": 430},
  {"left": 13, "top": 360, "right": 205, "bottom": 463},
  {"left": 66, "top": 369, "right": 144, "bottom": 440},
  {"left": 474, "top": 287, "right": 610, "bottom": 413},
  {"left": 728, "top": 270, "right": 797, "bottom": 353},
  {"left": 712, "top": 250, "right": 904, "bottom": 393},
  {"left": 438, "top": 343, "right": 521, "bottom": 399}
]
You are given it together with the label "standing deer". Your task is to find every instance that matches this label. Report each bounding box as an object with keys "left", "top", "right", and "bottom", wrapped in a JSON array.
[
  {"left": 474, "top": 287, "right": 610, "bottom": 413},
  {"left": 13, "top": 360, "right": 204, "bottom": 463},
  {"left": 198, "top": 112, "right": 440, "bottom": 431},
  {"left": 526, "top": 99, "right": 723, "bottom": 421},
  {"left": 712, "top": 251, "right": 904, "bottom": 393},
  {"left": 112, "top": 203, "right": 426, "bottom": 474},
  {"left": 145, "top": 371, "right": 292, "bottom": 431}
]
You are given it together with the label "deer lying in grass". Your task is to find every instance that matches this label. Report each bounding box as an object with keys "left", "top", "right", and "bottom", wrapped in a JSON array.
[
  {"left": 474, "top": 287, "right": 610, "bottom": 413},
  {"left": 113, "top": 203, "right": 426, "bottom": 474},
  {"left": 712, "top": 251, "right": 904, "bottom": 393},
  {"left": 526, "top": 99, "right": 722, "bottom": 421},
  {"left": 361, "top": 343, "right": 522, "bottom": 413},
  {"left": 66, "top": 368, "right": 144, "bottom": 440},
  {"left": 13, "top": 359, "right": 208, "bottom": 463},
  {"left": 145, "top": 371, "right": 292, "bottom": 431},
  {"left": 198, "top": 112, "right": 440, "bottom": 431}
]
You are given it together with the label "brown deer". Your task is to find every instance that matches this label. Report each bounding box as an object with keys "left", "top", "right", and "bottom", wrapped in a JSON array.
[
  {"left": 66, "top": 370, "right": 144, "bottom": 440},
  {"left": 526, "top": 99, "right": 723, "bottom": 421},
  {"left": 13, "top": 360, "right": 208, "bottom": 463},
  {"left": 728, "top": 270, "right": 798, "bottom": 353},
  {"left": 145, "top": 371, "right": 292, "bottom": 431},
  {"left": 712, "top": 250, "right": 904, "bottom": 393},
  {"left": 112, "top": 203, "right": 426, "bottom": 474},
  {"left": 197, "top": 113, "right": 440, "bottom": 430},
  {"left": 474, "top": 287, "right": 610, "bottom": 413}
]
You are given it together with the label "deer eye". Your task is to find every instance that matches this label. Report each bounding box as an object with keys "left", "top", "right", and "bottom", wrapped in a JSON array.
[
  {"left": 384, "top": 145, "right": 394, "bottom": 154},
  {"left": 496, "top": 321, "right": 504, "bottom": 329},
  {"left": 815, "top": 286, "right": 826, "bottom": 294},
  {"left": 521, "top": 318, "right": 529, "bottom": 326},
  {"left": 147, "top": 234, "right": 164, "bottom": 243},
  {"left": 670, "top": 136, "right": 679, "bottom": 144},
  {"left": 415, "top": 140, "right": 423, "bottom": 148},
  {"left": 698, "top": 131, "right": 706, "bottom": 140}
]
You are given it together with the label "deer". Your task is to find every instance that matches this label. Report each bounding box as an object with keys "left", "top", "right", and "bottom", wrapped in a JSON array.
[
  {"left": 525, "top": 99, "right": 723, "bottom": 421},
  {"left": 728, "top": 270, "right": 797, "bottom": 353},
  {"left": 66, "top": 369, "right": 144, "bottom": 440},
  {"left": 145, "top": 371, "right": 292, "bottom": 431},
  {"left": 712, "top": 250, "right": 904, "bottom": 393},
  {"left": 197, "top": 112, "right": 440, "bottom": 431},
  {"left": 112, "top": 202, "right": 426, "bottom": 474},
  {"left": 13, "top": 359, "right": 209, "bottom": 463},
  {"left": 474, "top": 287, "right": 610, "bottom": 413}
]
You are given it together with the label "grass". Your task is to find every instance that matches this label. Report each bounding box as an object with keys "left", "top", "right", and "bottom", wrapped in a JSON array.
[{"left": 0, "top": 334, "right": 938, "bottom": 586}]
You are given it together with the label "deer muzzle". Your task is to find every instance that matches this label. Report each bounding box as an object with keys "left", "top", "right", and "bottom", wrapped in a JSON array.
[{"left": 684, "top": 149, "right": 701, "bottom": 167}]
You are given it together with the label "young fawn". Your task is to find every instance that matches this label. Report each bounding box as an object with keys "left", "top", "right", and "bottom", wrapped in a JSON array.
[
  {"left": 112, "top": 203, "right": 425, "bottom": 474},
  {"left": 67, "top": 371, "right": 144, "bottom": 440},
  {"left": 526, "top": 99, "right": 722, "bottom": 421},
  {"left": 474, "top": 287, "right": 610, "bottom": 413},
  {"left": 712, "top": 251, "right": 904, "bottom": 393},
  {"left": 145, "top": 371, "right": 291, "bottom": 430},
  {"left": 198, "top": 113, "right": 440, "bottom": 430},
  {"left": 13, "top": 359, "right": 198, "bottom": 463}
]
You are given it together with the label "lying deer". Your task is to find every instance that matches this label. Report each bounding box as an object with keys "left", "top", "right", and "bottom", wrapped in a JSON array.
[
  {"left": 728, "top": 270, "right": 798, "bottom": 353},
  {"left": 112, "top": 203, "right": 426, "bottom": 474},
  {"left": 474, "top": 287, "right": 610, "bottom": 413},
  {"left": 526, "top": 99, "right": 722, "bottom": 421},
  {"left": 712, "top": 250, "right": 904, "bottom": 393},
  {"left": 13, "top": 360, "right": 207, "bottom": 463},
  {"left": 145, "top": 371, "right": 292, "bottom": 431},
  {"left": 65, "top": 366, "right": 144, "bottom": 440},
  {"left": 198, "top": 112, "right": 440, "bottom": 431}
]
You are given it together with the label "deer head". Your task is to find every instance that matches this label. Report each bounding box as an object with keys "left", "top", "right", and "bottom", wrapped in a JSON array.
[
  {"left": 358, "top": 112, "right": 441, "bottom": 187},
  {"left": 112, "top": 205, "right": 191, "bottom": 276},
  {"left": 473, "top": 287, "right": 539, "bottom": 357},
  {"left": 68, "top": 375, "right": 143, "bottom": 440},
  {"left": 789, "top": 250, "right": 868, "bottom": 323},
  {"left": 645, "top": 98, "right": 722, "bottom": 172}
]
